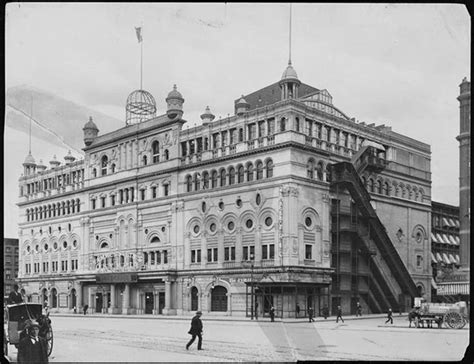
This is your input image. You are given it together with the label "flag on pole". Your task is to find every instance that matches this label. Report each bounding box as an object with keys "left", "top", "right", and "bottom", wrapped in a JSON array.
[{"left": 135, "top": 27, "right": 143, "bottom": 43}]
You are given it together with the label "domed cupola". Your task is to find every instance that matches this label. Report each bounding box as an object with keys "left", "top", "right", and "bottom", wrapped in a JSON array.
[
  {"left": 49, "top": 155, "right": 61, "bottom": 169},
  {"left": 36, "top": 159, "right": 47, "bottom": 172},
  {"left": 235, "top": 95, "right": 250, "bottom": 116},
  {"left": 279, "top": 61, "right": 301, "bottom": 100},
  {"left": 83, "top": 116, "right": 99, "bottom": 147},
  {"left": 64, "top": 150, "right": 76, "bottom": 165},
  {"left": 166, "top": 84, "right": 185, "bottom": 120},
  {"left": 200, "top": 106, "right": 215, "bottom": 126},
  {"left": 22, "top": 151, "right": 37, "bottom": 176}
]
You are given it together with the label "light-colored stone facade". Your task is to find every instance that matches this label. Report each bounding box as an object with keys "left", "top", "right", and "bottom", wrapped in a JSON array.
[{"left": 17, "top": 65, "right": 432, "bottom": 317}]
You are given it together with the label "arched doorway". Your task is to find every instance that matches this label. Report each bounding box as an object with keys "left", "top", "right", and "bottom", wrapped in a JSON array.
[
  {"left": 95, "top": 292, "right": 103, "bottom": 313},
  {"left": 191, "top": 287, "right": 199, "bottom": 311},
  {"left": 51, "top": 288, "right": 58, "bottom": 308},
  {"left": 145, "top": 292, "right": 154, "bottom": 314},
  {"left": 211, "top": 286, "right": 227, "bottom": 312},
  {"left": 70, "top": 289, "right": 77, "bottom": 309}
]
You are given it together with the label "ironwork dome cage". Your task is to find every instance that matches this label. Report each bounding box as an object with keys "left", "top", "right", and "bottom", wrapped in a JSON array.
[{"left": 125, "top": 89, "right": 157, "bottom": 125}]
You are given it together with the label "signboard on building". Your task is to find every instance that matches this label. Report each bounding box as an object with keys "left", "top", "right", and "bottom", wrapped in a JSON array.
[{"left": 96, "top": 273, "right": 138, "bottom": 284}]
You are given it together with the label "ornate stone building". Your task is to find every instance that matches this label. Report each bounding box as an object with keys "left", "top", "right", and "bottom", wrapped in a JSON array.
[{"left": 17, "top": 61, "right": 431, "bottom": 317}]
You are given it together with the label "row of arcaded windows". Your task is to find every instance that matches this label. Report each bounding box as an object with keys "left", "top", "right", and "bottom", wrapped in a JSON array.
[
  {"left": 307, "top": 159, "right": 331, "bottom": 182},
  {"left": 185, "top": 159, "right": 274, "bottom": 192},
  {"left": 361, "top": 176, "right": 425, "bottom": 201},
  {"left": 26, "top": 199, "right": 80, "bottom": 222}
]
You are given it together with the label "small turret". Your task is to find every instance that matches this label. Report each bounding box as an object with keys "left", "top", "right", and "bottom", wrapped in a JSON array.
[
  {"left": 49, "top": 155, "right": 61, "bottom": 169},
  {"left": 83, "top": 116, "right": 99, "bottom": 147},
  {"left": 200, "top": 106, "right": 215, "bottom": 126},
  {"left": 64, "top": 150, "right": 76, "bottom": 165},
  {"left": 36, "top": 159, "right": 47, "bottom": 172},
  {"left": 235, "top": 95, "right": 250, "bottom": 116},
  {"left": 22, "top": 152, "right": 37, "bottom": 176},
  {"left": 166, "top": 84, "right": 185, "bottom": 120},
  {"left": 279, "top": 61, "right": 301, "bottom": 100}
]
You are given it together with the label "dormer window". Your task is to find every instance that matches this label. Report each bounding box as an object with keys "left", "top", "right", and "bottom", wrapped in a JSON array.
[
  {"left": 101, "top": 156, "right": 108, "bottom": 176},
  {"left": 152, "top": 141, "right": 160, "bottom": 163}
]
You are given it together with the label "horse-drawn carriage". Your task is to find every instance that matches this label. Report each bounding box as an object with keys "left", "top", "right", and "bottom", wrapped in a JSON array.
[
  {"left": 409, "top": 301, "right": 467, "bottom": 329},
  {"left": 4, "top": 303, "right": 53, "bottom": 357}
]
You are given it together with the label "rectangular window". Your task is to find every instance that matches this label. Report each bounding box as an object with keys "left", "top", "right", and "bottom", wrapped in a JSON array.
[
  {"left": 208, "top": 248, "right": 212, "bottom": 262},
  {"left": 305, "top": 245, "right": 312, "bottom": 259},
  {"left": 92, "top": 199, "right": 96, "bottom": 210},
  {"left": 269, "top": 244, "right": 275, "bottom": 259},
  {"left": 157, "top": 251, "right": 162, "bottom": 264},
  {"left": 152, "top": 187, "right": 157, "bottom": 198},
  {"left": 416, "top": 255, "right": 423, "bottom": 268},
  {"left": 141, "top": 189, "right": 145, "bottom": 200},
  {"left": 164, "top": 184, "right": 169, "bottom": 196},
  {"left": 163, "top": 250, "right": 168, "bottom": 264},
  {"left": 191, "top": 250, "right": 196, "bottom": 263},
  {"left": 111, "top": 195, "right": 116, "bottom": 206},
  {"left": 101, "top": 197, "right": 106, "bottom": 208},
  {"left": 197, "top": 249, "right": 201, "bottom": 263},
  {"left": 262, "top": 245, "right": 268, "bottom": 260},
  {"left": 224, "top": 247, "right": 230, "bottom": 261}
]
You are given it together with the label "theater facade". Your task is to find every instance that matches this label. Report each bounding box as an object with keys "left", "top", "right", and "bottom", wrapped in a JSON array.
[{"left": 17, "top": 62, "right": 432, "bottom": 318}]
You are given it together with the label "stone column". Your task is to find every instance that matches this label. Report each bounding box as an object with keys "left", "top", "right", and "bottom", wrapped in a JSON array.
[
  {"left": 109, "top": 284, "right": 116, "bottom": 313},
  {"left": 76, "top": 282, "right": 83, "bottom": 310},
  {"left": 163, "top": 280, "right": 171, "bottom": 315},
  {"left": 122, "top": 283, "right": 130, "bottom": 314}
]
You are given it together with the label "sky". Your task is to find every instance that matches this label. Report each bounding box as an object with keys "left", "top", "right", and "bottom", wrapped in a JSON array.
[{"left": 5, "top": 3, "right": 470, "bottom": 232}]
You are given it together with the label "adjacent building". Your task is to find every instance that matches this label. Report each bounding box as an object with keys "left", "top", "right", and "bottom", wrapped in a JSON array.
[
  {"left": 17, "top": 61, "right": 432, "bottom": 317},
  {"left": 3, "top": 238, "right": 20, "bottom": 300}
]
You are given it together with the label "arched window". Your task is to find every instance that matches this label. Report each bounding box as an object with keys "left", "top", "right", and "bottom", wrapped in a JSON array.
[
  {"left": 111, "top": 164, "right": 116, "bottom": 173},
  {"left": 377, "top": 180, "right": 383, "bottom": 194},
  {"left": 369, "top": 178, "right": 375, "bottom": 192},
  {"left": 384, "top": 182, "right": 390, "bottom": 196},
  {"left": 256, "top": 161, "right": 264, "bottom": 180},
  {"left": 325, "top": 164, "right": 332, "bottom": 182},
  {"left": 239, "top": 128, "right": 244, "bottom": 142},
  {"left": 247, "top": 163, "right": 254, "bottom": 182},
  {"left": 152, "top": 141, "right": 160, "bottom": 163},
  {"left": 101, "top": 156, "right": 108, "bottom": 176},
  {"left": 194, "top": 173, "right": 200, "bottom": 191},
  {"left": 92, "top": 168, "right": 97, "bottom": 178},
  {"left": 211, "top": 171, "right": 218, "bottom": 188},
  {"left": 164, "top": 149, "right": 169, "bottom": 161},
  {"left": 238, "top": 165, "right": 245, "bottom": 183},
  {"left": 202, "top": 172, "right": 210, "bottom": 189},
  {"left": 76, "top": 199, "right": 81, "bottom": 212},
  {"left": 280, "top": 118, "right": 286, "bottom": 132},
  {"left": 51, "top": 288, "right": 58, "bottom": 308},
  {"left": 220, "top": 169, "right": 226, "bottom": 187},
  {"left": 307, "top": 159, "right": 315, "bottom": 179},
  {"left": 316, "top": 162, "right": 324, "bottom": 180},
  {"left": 362, "top": 176, "right": 367, "bottom": 188},
  {"left": 142, "top": 155, "right": 148, "bottom": 166},
  {"left": 211, "top": 286, "right": 228, "bottom": 312},
  {"left": 191, "top": 287, "right": 199, "bottom": 311},
  {"left": 266, "top": 159, "right": 274, "bottom": 178},
  {"left": 229, "top": 167, "right": 236, "bottom": 185},
  {"left": 186, "top": 175, "right": 193, "bottom": 192}
]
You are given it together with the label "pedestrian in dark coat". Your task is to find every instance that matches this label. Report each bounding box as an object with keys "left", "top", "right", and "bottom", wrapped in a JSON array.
[
  {"left": 356, "top": 302, "right": 362, "bottom": 317},
  {"left": 83, "top": 304, "right": 88, "bottom": 315},
  {"left": 385, "top": 308, "right": 393, "bottom": 324},
  {"left": 336, "top": 305, "right": 344, "bottom": 323},
  {"left": 17, "top": 320, "right": 49, "bottom": 364},
  {"left": 308, "top": 307, "right": 314, "bottom": 322},
  {"left": 8, "top": 284, "right": 24, "bottom": 304},
  {"left": 186, "top": 311, "right": 203, "bottom": 350},
  {"left": 269, "top": 306, "right": 275, "bottom": 322}
]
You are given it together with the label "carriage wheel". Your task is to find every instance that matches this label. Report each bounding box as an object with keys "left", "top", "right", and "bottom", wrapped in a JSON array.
[
  {"left": 45, "top": 324, "right": 53, "bottom": 356},
  {"left": 444, "top": 311, "right": 466, "bottom": 329}
]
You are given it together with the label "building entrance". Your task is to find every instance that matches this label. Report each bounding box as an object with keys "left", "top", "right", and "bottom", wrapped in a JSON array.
[
  {"left": 145, "top": 292, "right": 154, "bottom": 314},
  {"left": 191, "top": 287, "right": 199, "bottom": 311},
  {"left": 158, "top": 292, "right": 165, "bottom": 314},
  {"left": 211, "top": 286, "right": 227, "bottom": 312},
  {"left": 95, "top": 293, "right": 103, "bottom": 313}
]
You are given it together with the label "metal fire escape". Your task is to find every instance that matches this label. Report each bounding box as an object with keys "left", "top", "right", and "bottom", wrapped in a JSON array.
[{"left": 330, "top": 145, "right": 419, "bottom": 313}]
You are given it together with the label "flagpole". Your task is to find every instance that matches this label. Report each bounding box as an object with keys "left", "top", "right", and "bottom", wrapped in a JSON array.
[
  {"left": 29, "top": 94, "right": 33, "bottom": 154},
  {"left": 140, "top": 28, "right": 143, "bottom": 90}
]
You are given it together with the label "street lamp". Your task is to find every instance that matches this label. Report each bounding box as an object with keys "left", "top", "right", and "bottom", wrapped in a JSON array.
[{"left": 250, "top": 253, "right": 255, "bottom": 320}]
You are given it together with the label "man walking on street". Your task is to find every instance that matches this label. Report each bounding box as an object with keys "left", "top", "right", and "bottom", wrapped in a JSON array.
[
  {"left": 385, "top": 308, "right": 393, "bottom": 324},
  {"left": 308, "top": 307, "right": 314, "bottom": 322},
  {"left": 269, "top": 306, "right": 275, "bottom": 322},
  {"left": 186, "top": 311, "right": 203, "bottom": 350},
  {"left": 356, "top": 302, "right": 362, "bottom": 317},
  {"left": 336, "top": 305, "right": 344, "bottom": 323},
  {"left": 17, "top": 320, "right": 49, "bottom": 364}
]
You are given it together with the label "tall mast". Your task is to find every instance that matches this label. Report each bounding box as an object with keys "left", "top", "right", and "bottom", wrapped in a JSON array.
[
  {"left": 29, "top": 94, "right": 33, "bottom": 154},
  {"left": 289, "top": 3, "right": 292, "bottom": 65}
]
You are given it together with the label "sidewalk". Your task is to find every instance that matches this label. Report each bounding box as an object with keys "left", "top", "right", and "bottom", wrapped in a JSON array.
[{"left": 49, "top": 311, "right": 408, "bottom": 323}]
